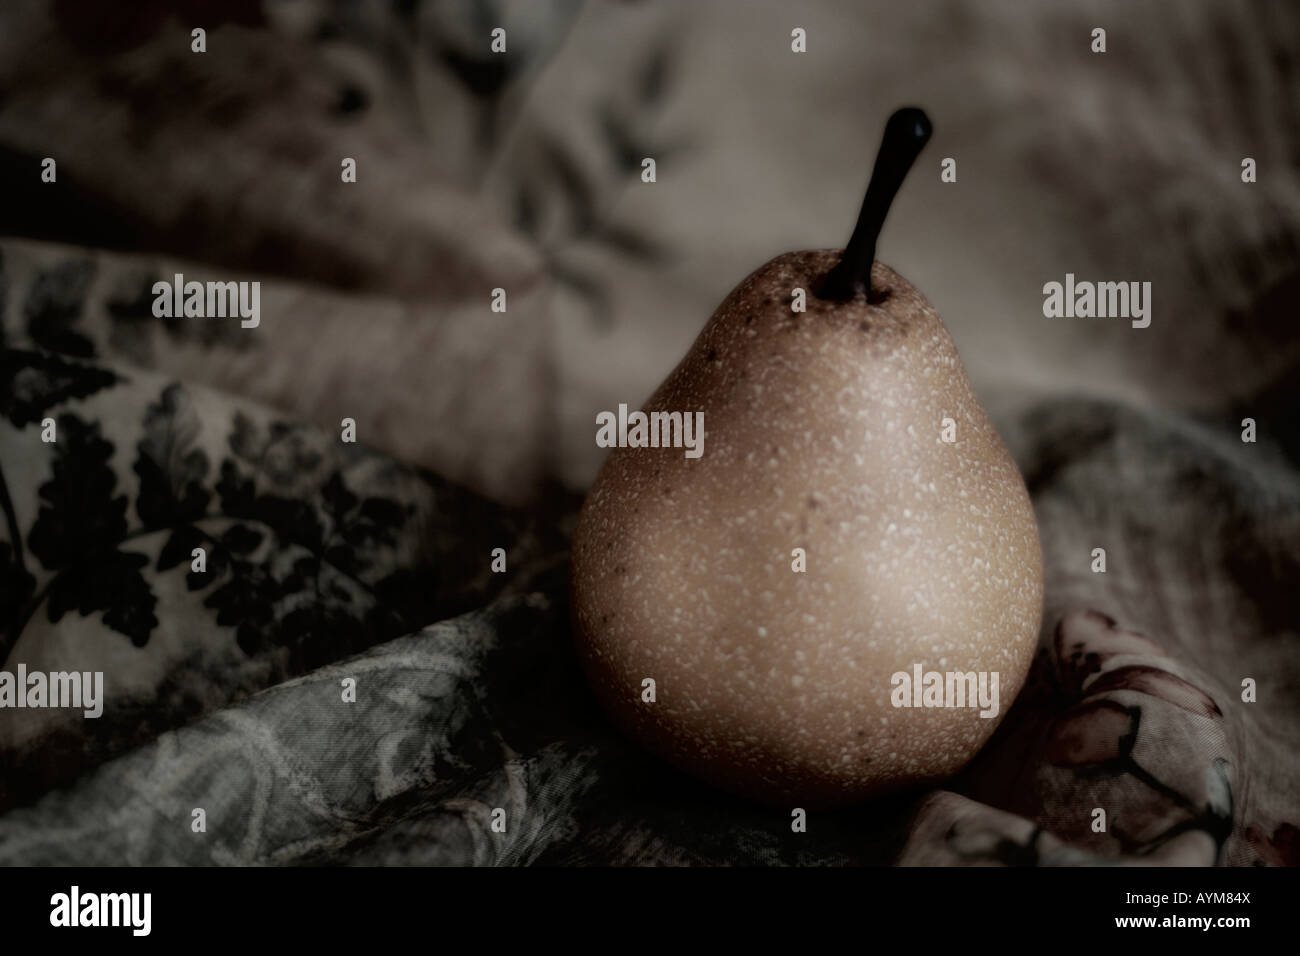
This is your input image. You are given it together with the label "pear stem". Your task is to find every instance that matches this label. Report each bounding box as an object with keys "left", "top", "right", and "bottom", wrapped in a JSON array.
[{"left": 822, "top": 107, "right": 932, "bottom": 301}]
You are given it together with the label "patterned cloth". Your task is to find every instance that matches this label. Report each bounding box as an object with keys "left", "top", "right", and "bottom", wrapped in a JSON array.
[{"left": 1, "top": 0, "right": 1297, "bottom": 865}]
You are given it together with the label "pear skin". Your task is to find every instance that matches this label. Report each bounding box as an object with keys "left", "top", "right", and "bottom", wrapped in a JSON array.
[{"left": 571, "top": 253, "right": 1043, "bottom": 809}]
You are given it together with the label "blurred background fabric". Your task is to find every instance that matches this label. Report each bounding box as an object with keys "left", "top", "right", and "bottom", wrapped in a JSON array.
[{"left": 0, "top": 0, "right": 1297, "bottom": 864}]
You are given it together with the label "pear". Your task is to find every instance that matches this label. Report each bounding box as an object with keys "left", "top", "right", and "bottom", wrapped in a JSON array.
[{"left": 571, "top": 108, "right": 1043, "bottom": 809}]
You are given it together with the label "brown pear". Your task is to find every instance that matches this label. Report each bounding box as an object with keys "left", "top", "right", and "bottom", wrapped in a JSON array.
[{"left": 570, "top": 109, "right": 1043, "bottom": 809}]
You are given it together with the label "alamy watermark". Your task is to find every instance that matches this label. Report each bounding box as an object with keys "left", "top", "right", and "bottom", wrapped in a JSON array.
[
  {"left": 152, "top": 273, "right": 260, "bottom": 328},
  {"left": 1042, "top": 273, "right": 1151, "bottom": 328},
  {"left": 596, "top": 404, "right": 704, "bottom": 459},
  {"left": 50, "top": 887, "right": 150, "bottom": 936},
  {"left": 0, "top": 665, "right": 103, "bottom": 718},
  {"left": 890, "top": 664, "right": 1000, "bottom": 718}
]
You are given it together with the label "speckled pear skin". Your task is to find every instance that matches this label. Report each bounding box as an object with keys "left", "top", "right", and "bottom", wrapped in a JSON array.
[{"left": 570, "top": 250, "right": 1043, "bottom": 809}]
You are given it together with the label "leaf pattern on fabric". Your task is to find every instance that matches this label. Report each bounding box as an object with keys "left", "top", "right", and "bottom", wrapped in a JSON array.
[
  {"left": 0, "top": 349, "right": 118, "bottom": 429},
  {"left": 2, "top": 375, "right": 433, "bottom": 662},
  {"left": 0, "top": 352, "right": 571, "bottom": 812},
  {"left": 26, "top": 413, "right": 157, "bottom": 646},
  {"left": 133, "top": 383, "right": 212, "bottom": 528},
  {"left": 27, "top": 413, "right": 129, "bottom": 567},
  {"left": 22, "top": 259, "right": 97, "bottom": 358},
  {"left": 46, "top": 549, "right": 156, "bottom": 647}
]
